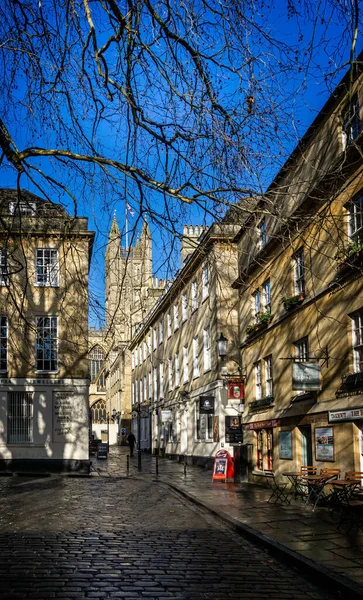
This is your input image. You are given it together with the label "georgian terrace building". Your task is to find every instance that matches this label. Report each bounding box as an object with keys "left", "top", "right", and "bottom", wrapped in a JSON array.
[
  {"left": 129, "top": 223, "right": 241, "bottom": 466},
  {"left": 233, "top": 55, "right": 363, "bottom": 481},
  {"left": 0, "top": 189, "right": 94, "bottom": 472}
]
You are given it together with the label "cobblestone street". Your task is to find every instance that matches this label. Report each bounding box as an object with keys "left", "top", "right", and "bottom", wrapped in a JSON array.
[{"left": 0, "top": 472, "right": 339, "bottom": 600}]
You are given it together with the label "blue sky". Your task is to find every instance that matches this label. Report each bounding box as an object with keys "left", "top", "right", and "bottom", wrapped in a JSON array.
[{"left": 0, "top": 1, "right": 361, "bottom": 327}]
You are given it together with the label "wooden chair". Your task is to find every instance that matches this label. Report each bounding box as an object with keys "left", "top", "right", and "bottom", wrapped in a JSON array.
[
  {"left": 300, "top": 466, "right": 317, "bottom": 475},
  {"left": 264, "top": 470, "right": 291, "bottom": 505},
  {"left": 346, "top": 471, "right": 363, "bottom": 482},
  {"left": 320, "top": 468, "right": 340, "bottom": 479}
]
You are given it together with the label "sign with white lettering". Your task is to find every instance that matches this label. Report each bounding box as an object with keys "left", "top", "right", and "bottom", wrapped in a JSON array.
[
  {"left": 329, "top": 407, "right": 363, "bottom": 422},
  {"left": 292, "top": 363, "right": 321, "bottom": 391},
  {"left": 53, "top": 392, "right": 85, "bottom": 442}
]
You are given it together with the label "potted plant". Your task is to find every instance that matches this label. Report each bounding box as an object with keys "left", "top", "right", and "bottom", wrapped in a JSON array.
[
  {"left": 281, "top": 294, "right": 305, "bottom": 310},
  {"left": 246, "top": 312, "right": 272, "bottom": 337}
]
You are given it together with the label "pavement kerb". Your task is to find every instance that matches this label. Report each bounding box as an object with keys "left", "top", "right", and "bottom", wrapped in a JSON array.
[{"left": 154, "top": 477, "right": 363, "bottom": 600}]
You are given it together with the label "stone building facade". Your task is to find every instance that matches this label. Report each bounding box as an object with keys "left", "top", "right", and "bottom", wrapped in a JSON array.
[
  {"left": 234, "top": 58, "right": 363, "bottom": 480},
  {"left": 129, "top": 224, "right": 241, "bottom": 465},
  {"left": 0, "top": 189, "right": 94, "bottom": 472}
]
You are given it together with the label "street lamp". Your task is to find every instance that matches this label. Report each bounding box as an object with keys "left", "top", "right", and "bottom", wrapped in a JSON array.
[
  {"left": 217, "top": 333, "right": 228, "bottom": 359},
  {"left": 217, "top": 332, "right": 243, "bottom": 377}
]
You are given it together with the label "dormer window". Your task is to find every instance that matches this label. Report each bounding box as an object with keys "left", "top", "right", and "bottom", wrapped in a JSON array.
[{"left": 9, "top": 201, "right": 36, "bottom": 216}]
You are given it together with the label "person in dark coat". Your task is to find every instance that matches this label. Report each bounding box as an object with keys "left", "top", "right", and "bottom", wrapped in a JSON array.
[{"left": 127, "top": 432, "right": 136, "bottom": 457}]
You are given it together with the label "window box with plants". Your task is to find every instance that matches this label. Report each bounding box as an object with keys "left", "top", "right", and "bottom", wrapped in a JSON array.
[
  {"left": 281, "top": 293, "right": 305, "bottom": 311},
  {"left": 334, "top": 242, "right": 363, "bottom": 280},
  {"left": 245, "top": 312, "right": 272, "bottom": 338}
]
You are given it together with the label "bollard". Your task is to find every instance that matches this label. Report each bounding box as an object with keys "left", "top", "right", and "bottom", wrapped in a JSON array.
[
  {"left": 184, "top": 456, "right": 187, "bottom": 477},
  {"left": 155, "top": 454, "right": 159, "bottom": 476},
  {"left": 126, "top": 454, "right": 130, "bottom": 476}
]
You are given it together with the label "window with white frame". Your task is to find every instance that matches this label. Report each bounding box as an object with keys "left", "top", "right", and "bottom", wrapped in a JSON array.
[
  {"left": 193, "top": 336, "right": 199, "bottom": 378},
  {"left": 202, "top": 265, "right": 209, "bottom": 301},
  {"left": 342, "top": 94, "right": 360, "bottom": 148},
  {"left": 168, "top": 357, "right": 173, "bottom": 391},
  {"left": 294, "top": 336, "right": 309, "bottom": 362},
  {"left": 139, "top": 379, "right": 143, "bottom": 403},
  {"left": 182, "top": 292, "right": 188, "bottom": 322},
  {"left": 192, "top": 280, "right": 198, "bottom": 312},
  {"left": 10, "top": 200, "right": 36, "bottom": 216},
  {"left": 132, "top": 381, "right": 135, "bottom": 405},
  {"left": 0, "top": 316, "right": 7, "bottom": 372},
  {"left": 144, "top": 375, "right": 147, "bottom": 402},
  {"left": 174, "top": 303, "right": 179, "bottom": 331},
  {"left": 175, "top": 352, "right": 180, "bottom": 387},
  {"left": 36, "top": 316, "right": 58, "bottom": 372},
  {"left": 203, "top": 327, "right": 211, "bottom": 372},
  {"left": 262, "top": 280, "right": 271, "bottom": 313},
  {"left": 264, "top": 355, "right": 273, "bottom": 397},
  {"left": 153, "top": 367, "right": 158, "bottom": 401},
  {"left": 183, "top": 344, "right": 189, "bottom": 383},
  {"left": 148, "top": 371, "right": 152, "bottom": 399},
  {"left": 167, "top": 313, "right": 172, "bottom": 338},
  {"left": 348, "top": 194, "right": 363, "bottom": 243},
  {"left": 153, "top": 327, "right": 157, "bottom": 350},
  {"left": 196, "top": 401, "right": 214, "bottom": 441},
  {"left": 159, "top": 319, "right": 163, "bottom": 344},
  {"left": 257, "top": 218, "right": 267, "bottom": 250},
  {"left": 294, "top": 249, "right": 305, "bottom": 296},
  {"left": 253, "top": 290, "right": 261, "bottom": 322},
  {"left": 8, "top": 391, "right": 33, "bottom": 443},
  {"left": 0, "top": 248, "right": 8, "bottom": 286},
  {"left": 135, "top": 378, "right": 138, "bottom": 404},
  {"left": 255, "top": 360, "right": 262, "bottom": 399},
  {"left": 35, "top": 248, "right": 59, "bottom": 287},
  {"left": 159, "top": 363, "right": 164, "bottom": 398},
  {"left": 352, "top": 309, "right": 363, "bottom": 372}
]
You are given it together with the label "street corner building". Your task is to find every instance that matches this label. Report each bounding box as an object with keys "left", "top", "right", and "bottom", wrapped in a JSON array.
[
  {"left": 234, "top": 56, "right": 363, "bottom": 482},
  {"left": 0, "top": 189, "right": 95, "bottom": 473}
]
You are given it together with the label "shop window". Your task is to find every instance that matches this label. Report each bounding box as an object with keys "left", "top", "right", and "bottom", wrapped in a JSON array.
[
  {"left": 196, "top": 398, "right": 214, "bottom": 441},
  {"left": 266, "top": 429, "right": 273, "bottom": 470},
  {"left": 256, "top": 430, "right": 263, "bottom": 471}
]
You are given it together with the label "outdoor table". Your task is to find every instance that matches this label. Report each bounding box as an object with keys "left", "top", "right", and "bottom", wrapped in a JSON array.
[
  {"left": 330, "top": 480, "right": 359, "bottom": 508},
  {"left": 300, "top": 475, "right": 333, "bottom": 511},
  {"left": 282, "top": 472, "right": 305, "bottom": 500}
]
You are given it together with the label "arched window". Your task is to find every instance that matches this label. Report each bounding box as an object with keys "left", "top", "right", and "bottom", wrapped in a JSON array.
[
  {"left": 91, "top": 399, "right": 107, "bottom": 424},
  {"left": 89, "top": 345, "right": 104, "bottom": 382}
]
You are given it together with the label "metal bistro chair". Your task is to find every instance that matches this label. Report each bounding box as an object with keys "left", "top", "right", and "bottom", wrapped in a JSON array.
[
  {"left": 265, "top": 470, "right": 291, "bottom": 505},
  {"left": 301, "top": 465, "right": 317, "bottom": 475},
  {"left": 297, "top": 466, "right": 318, "bottom": 500}
]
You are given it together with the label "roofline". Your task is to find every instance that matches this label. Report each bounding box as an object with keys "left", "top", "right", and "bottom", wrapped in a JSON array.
[{"left": 129, "top": 222, "right": 239, "bottom": 348}]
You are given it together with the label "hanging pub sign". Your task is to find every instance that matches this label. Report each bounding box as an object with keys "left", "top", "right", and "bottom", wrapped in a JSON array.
[
  {"left": 228, "top": 379, "right": 245, "bottom": 400},
  {"left": 225, "top": 416, "right": 243, "bottom": 444},
  {"left": 292, "top": 362, "right": 321, "bottom": 391},
  {"left": 199, "top": 396, "right": 214, "bottom": 413}
]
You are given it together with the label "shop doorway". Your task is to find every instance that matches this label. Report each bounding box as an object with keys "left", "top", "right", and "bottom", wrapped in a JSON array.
[{"left": 300, "top": 426, "right": 313, "bottom": 466}]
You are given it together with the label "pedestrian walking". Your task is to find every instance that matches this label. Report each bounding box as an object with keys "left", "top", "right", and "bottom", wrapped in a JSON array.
[{"left": 127, "top": 432, "right": 136, "bottom": 457}]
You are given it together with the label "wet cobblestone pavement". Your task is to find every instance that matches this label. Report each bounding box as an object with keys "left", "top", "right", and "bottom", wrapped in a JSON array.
[{"left": 0, "top": 471, "right": 336, "bottom": 599}]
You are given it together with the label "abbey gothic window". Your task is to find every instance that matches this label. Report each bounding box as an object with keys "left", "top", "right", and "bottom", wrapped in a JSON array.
[
  {"left": 89, "top": 346, "right": 105, "bottom": 382},
  {"left": 91, "top": 399, "right": 107, "bottom": 424}
]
